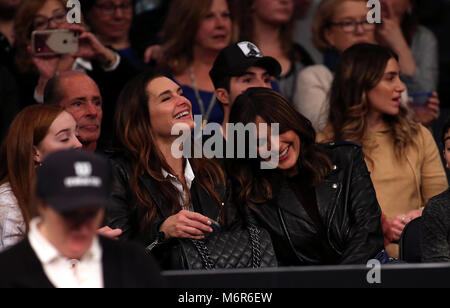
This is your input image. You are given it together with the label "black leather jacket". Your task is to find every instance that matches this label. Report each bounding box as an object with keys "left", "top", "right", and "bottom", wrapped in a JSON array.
[{"left": 247, "top": 142, "right": 384, "bottom": 266}]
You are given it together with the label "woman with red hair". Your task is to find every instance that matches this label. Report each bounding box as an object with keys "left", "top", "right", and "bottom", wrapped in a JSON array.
[{"left": 0, "top": 105, "right": 81, "bottom": 252}]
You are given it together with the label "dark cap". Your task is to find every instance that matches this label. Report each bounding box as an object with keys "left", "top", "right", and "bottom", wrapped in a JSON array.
[
  {"left": 210, "top": 41, "right": 282, "bottom": 89},
  {"left": 36, "top": 150, "right": 112, "bottom": 213}
]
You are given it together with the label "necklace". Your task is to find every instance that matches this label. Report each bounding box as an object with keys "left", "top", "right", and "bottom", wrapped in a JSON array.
[{"left": 189, "top": 66, "right": 217, "bottom": 129}]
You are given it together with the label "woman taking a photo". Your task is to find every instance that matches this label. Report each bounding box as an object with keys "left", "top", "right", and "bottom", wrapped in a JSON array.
[
  {"left": 317, "top": 43, "right": 448, "bottom": 258},
  {"left": 225, "top": 87, "right": 384, "bottom": 265},
  {"left": 106, "top": 72, "right": 232, "bottom": 269},
  {"left": 13, "top": 0, "right": 138, "bottom": 146},
  {"left": 293, "top": 0, "right": 439, "bottom": 133},
  {"left": 0, "top": 105, "right": 82, "bottom": 252}
]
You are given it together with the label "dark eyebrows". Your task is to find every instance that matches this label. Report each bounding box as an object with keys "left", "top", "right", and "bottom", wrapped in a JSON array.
[
  {"left": 158, "top": 90, "right": 171, "bottom": 97},
  {"left": 158, "top": 87, "right": 183, "bottom": 97},
  {"left": 384, "top": 72, "right": 398, "bottom": 77}
]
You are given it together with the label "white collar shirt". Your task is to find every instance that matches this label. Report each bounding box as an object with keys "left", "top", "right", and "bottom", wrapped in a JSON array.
[
  {"left": 28, "top": 217, "right": 103, "bottom": 288},
  {"left": 162, "top": 159, "right": 195, "bottom": 211}
]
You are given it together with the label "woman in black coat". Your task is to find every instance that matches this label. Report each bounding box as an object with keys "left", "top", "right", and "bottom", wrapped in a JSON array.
[
  {"left": 105, "top": 71, "right": 232, "bottom": 269},
  {"left": 225, "top": 87, "right": 384, "bottom": 266}
]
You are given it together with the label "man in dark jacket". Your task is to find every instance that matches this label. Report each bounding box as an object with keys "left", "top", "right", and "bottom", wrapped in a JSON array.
[{"left": 0, "top": 150, "right": 164, "bottom": 288}]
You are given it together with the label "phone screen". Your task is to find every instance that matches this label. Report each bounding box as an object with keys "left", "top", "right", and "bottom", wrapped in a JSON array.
[
  {"left": 32, "top": 30, "right": 79, "bottom": 57},
  {"left": 410, "top": 92, "right": 432, "bottom": 107}
]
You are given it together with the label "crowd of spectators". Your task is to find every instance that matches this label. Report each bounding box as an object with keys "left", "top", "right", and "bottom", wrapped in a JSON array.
[{"left": 1, "top": 0, "right": 450, "bottom": 287}]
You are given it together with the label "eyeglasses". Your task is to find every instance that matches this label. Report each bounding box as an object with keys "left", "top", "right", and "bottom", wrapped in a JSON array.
[
  {"left": 329, "top": 19, "right": 376, "bottom": 33},
  {"left": 94, "top": 2, "right": 133, "bottom": 16},
  {"left": 33, "top": 9, "right": 67, "bottom": 30}
]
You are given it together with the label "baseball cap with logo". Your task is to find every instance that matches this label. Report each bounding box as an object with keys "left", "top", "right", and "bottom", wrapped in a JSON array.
[
  {"left": 210, "top": 41, "right": 282, "bottom": 89},
  {"left": 36, "top": 149, "right": 112, "bottom": 213}
]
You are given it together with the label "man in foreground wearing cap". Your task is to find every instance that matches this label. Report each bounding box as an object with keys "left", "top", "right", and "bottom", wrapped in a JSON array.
[
  {"left": 209, "top": 41, "right": 282, "bottom": 139},
  {"left": 0, "top": 150, "right": 164, "bottom": 288}
]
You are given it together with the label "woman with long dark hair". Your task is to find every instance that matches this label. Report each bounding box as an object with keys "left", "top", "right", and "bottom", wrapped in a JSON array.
[
  {"left": 225, "top": 87, "right": 384, "bottom": 265},
  {"left": 106, "top": 72, "right": 230, "bottom": 269},
  {"left": 318, "top": 43, "right": 448, "bottom": 258}
]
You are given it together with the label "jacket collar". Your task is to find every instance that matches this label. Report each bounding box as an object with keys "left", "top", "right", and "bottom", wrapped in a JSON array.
[
  {"left": 276, "top": 166, "right": 342, "bottom": 221},
  {"left": 138, "top": 160, "right": 223, "bottom": 220}
]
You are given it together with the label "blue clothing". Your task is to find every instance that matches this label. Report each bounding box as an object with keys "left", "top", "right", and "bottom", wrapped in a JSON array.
[
  {"left": 118, "top": 47, "right": 147, "bottom": 71},
  {"left": 168, "top": 77, "right": 280, "bottom": 125},
  {"left": 323, "top": 48, "right": 341, "bottom": 73},
  {"left": 180, "top": 85, "right": 223, "bottom": 125}
]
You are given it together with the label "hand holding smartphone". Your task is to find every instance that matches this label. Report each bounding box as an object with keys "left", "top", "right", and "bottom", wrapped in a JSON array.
[{"left": 31, "top": 29, "right": 79, "bottom": 57}]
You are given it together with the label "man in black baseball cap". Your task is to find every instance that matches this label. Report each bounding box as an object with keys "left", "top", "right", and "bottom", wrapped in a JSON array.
[
  {"left": 36, "top": 148, "right": 111, "bottom": 214},
  {"left": 0, "top": 150, "right": 164, "bottom": 288},
  {"left": 210, "top": 41, "right": 282, "bottom": 138}
]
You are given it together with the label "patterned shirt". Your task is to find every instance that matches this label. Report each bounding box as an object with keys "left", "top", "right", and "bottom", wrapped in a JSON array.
[{"left": 0, "top": 182, "right": 25, "bottom": 252}]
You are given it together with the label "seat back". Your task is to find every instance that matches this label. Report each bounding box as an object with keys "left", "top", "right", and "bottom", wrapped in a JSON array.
[{"left": 399, "top": 217, "right": 422, "bottom": 263}]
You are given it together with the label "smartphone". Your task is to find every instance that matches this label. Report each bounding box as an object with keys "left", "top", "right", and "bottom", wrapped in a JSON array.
[
  {"left": 409, "top": 92, "right": 433, "bottom": 107},
  {"left": 207, "top": 218, "right": 221, "bottom": 234},
  {"left": 31, "top": 29, "right": 79, "bottom": 57}
]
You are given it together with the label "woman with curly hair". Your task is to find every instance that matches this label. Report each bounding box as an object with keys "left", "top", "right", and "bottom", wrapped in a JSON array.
[{"left": 317, "top": 43, "right": 448, "bottom": 258}]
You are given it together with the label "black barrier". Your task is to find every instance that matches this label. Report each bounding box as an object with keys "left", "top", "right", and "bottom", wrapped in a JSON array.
[{"left": 162, "top": 263, "right": 450, "bottom": 288}]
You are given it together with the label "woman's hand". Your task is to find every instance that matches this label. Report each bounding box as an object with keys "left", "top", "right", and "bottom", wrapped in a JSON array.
[
  {"left": 97, "top": 226, "right": 123, "bottom": 240},
  {"left": 376, "top": 2, "right": 416, "bottom": 76},
  {"left": 29, "top": 44, "right": 61, "bottom": 98},
  {"left": 386, "top": 215, "right": 408, "bottom": 242},
  {"left": 144, "top": 44, "right": 162, "bottom": 64},
  {"left": 32, "top": 55, "right": 61, "bottom": 80},
  {"left": 159, "top": 210, "right": 213, "bottom": 240},
  {"left": 376, "top": 3, "right": 406, "bottom": 50},
  {"left": 411, "top": 92, "right": 440, "bottom": 127},
  {"left": 28, "top": 44, "right": 60, "bottom": 80},
  {"left": 384, "top": 209, "right": 424, "bottom": 242},
  {"left": 66, "top": 24, "right": 117, "bottom": 68}
]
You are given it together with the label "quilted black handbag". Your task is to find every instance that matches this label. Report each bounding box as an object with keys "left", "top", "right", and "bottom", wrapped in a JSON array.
[{"left": 178, "top": 219, "right": 278, "bottom": 270}]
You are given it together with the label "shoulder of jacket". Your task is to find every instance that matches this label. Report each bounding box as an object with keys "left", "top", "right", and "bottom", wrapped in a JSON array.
[{"left": 103, "top": 148, "right": 131, "bottom": 163}]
